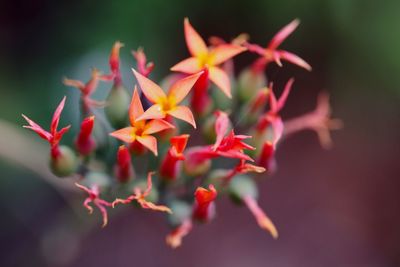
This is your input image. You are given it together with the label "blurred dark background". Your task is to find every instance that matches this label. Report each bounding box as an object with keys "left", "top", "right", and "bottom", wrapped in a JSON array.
[{"left": 1, "top": 0, "right": 399, "bottom": 266}]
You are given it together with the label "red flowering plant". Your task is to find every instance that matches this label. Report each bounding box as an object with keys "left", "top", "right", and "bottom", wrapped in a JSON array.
[{"left": 21, "top": 18, "right": 342, "bottom": 248}]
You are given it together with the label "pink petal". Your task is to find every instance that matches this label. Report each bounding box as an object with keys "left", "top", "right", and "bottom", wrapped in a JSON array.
[
  {"left": 110, "top": 127, "right": 135, "bottom": 143},
  {"left": 278, "top": 50, "right": 312, "bottom": 71},
  {"left": 211, "top": 44, "right": 247, "bottom": 65},
  {"left": 268, "top": 19, "right": 300, "bottom": 50},
  {"left": 129, "top": 86, "right": 145, "bottom": 125},
  {"left": 143, "top": 119, "right": 175, "bottom": 135},
  {"left": 168, "top": 72, "right": 203, "bottom": 104},
  {"left": 136, "top": 135, "right": 158, "bottom": 156},
  {"left": 167, "top": 105, "right": 196, "bottom": 128},
  {"left": 170, "top": 57, "right": 202, "bottom": 74},
  {"left": 209, "top": 66, "right": 231, "bottom": 98},
  {"left": 184, "top": 18, "right": 208, "bottom": 57},
  {"left": 136, "top": 104, "right": 165, "bottom": 122},
  {"left": 212, "top": 111, "right": 230, "bottom": 151},
  {"left": 276, "top": 78, "right": 295, "bottom": 112},
  {"left": 22, "top": 114, "right": 52, "bottom": 141},
  {"left": 132, "top": 68, "right": 167, "bottom": 103},
  {"left": 51, "top": 96, "right": 66, "bottom": 135}
]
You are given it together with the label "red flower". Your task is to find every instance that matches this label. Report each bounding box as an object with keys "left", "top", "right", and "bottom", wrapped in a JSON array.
[
  {"left": 257, "top": 142, "right": 276, "bottom": 173},
  {"left": 115, "top": 145, "right": 134, "bottom": 183},
  {"left": 113, "top": 172, "right": 172, "bottom": 214},
  {"left": 283, "top": 92, "right": 343, "bottom": 149},
  {"left": 63, "top": 68, "right": 111, "bottom": 111},
  {"left": 160, "top": 134, "right": 189, "bottom": 181},
  {"left": 192, "top": 184, "right": 218, "bottom": 222},
  {"left": 132, "top": 48, "right": 154, "bottom": 77},
  {"left": 75, "top": 182, "right": 113, "bottom": 227},
  {"left": 75, "top": 116, "right": 95, "bottom": 156},
  {"left": 22, "top": 96, "right": 70, "bottom": 159},
  {"left": 245, "top": 19, "right": 311, "bottom": 71},
  {"left": 256, "top": 78, "right": 294, "bottom": 146}
]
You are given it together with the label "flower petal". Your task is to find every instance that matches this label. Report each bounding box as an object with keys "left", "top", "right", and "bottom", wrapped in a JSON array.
[
  {"left": 129, "top": 86, "right": 145, "bottom": 125},
  {"left": 168, "top": 72, "right": 203, "bottom": 104},
  {"left": 132, "top": 68, "right": 167, "bottom": 103},
  {"left": 136, "top": 104, "right": 165, "bottom": 122},
  {"left": 278, "top": 50, "right": 312, "bottom": 71},
  {"left": 110, "top": 127, "right": 135, "bottom": 143},
  {"left": 209, "top": 66, "right": 231, "bottom": 98},
  {"left": 268, "top": 19, "right": 299, "bottom": 50},
  {"left": 167, "top": 105, "right": 196, "bottom": 128},
  {"left": 22, "top": 114, "right": 52, "bottom": 141},
  {"left": 136, "top": 135, "right": 158, "bottom": 156},
  {"left": 212, "top": 111, "right": 230, "bottom": 151},
  {"left": 276, "top": 78, "right": 295, "bottom": 112},
  {"left": 170, "top": 57, "right": 202, "bottom": 74},
  {"left": 184, "top": 18, "right": 208, "bottom": 57},
  {"left": 143, "top": 119, "right": 175, "bottom": 135},
  {"left": 211, "top": 44, "right": 247, "bottom": 65},
  {"left": 51, "top": 96, "right": 66, "bottom": 135}
]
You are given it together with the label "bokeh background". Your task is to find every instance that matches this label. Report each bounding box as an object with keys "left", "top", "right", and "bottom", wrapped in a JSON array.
[{"left": 1, "top": 0, "right": 399, "bottom": 266}]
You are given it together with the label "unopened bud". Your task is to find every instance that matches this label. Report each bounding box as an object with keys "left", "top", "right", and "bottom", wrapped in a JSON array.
[
  {"left": 105, "top": 84, "right": 130, "bottom": 129},
  {"left": 237, "top": 67, "right": 267, "bottom": 102},
  {"left": 49, "top": 145, "right": 77, "bottom": 177}
]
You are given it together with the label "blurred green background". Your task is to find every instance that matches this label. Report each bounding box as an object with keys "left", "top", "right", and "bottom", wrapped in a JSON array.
[{"left": 1, "top": 0, "right": 399, "bottom": 266}]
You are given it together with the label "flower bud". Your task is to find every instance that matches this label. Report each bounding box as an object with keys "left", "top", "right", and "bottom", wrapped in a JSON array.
[
  {"left": 75, "top": 116, "right": 95, "bottom": 156},
  {"left": 237, "top": 67, "right": 266, "bottom": 102},
  {"left": 115, "top": 145, "right": 134, "bottom": 183},
  {"left": 105, "top": 84, "right": 130, "bottom": 129},
  {"left": 192, "top": 185, "right": 217, "bottom": 223},
  {"left": 49, "top": 145, "right": 78, "bottom": 177}
]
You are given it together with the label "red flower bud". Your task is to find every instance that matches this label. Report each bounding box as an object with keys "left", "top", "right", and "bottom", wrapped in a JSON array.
[
  {"left": 192, "top": 184, "right": 217, "bottom": 222},
  {"left": 75, "top": 116, "right": 95, "bottom": 156},
  {"left": 115, "top": 145, "right": 134, "bottom": 183},
  {"left": 160, "top": 135, "right": 189, "bottom": 181}
]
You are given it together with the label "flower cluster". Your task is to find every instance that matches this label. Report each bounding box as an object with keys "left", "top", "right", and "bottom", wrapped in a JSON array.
[{"left": 22, "top": 18, "right": 342, "bottom": 248}]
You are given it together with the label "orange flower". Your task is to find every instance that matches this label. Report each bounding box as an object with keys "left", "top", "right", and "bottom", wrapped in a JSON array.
[
  {"left": 132, "top": 69, "right": 202, "bottom": 128},
  {"left": 112, "top": 172, "right": 172, "bottom": 214},
  {"left": 246, "top": 19, "right": 311, "bottom": 71},
  {"left": 171, "top": 18, "right": 246, "bottom": 98},
  {"left": 109, "top": 87, "right": 174, "bottom": 156}
]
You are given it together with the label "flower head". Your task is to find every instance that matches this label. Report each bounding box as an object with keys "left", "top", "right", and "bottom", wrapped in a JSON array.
[
  {"left": 112, "top": 172, "right": 172, "bottom": 213},
  {"left": 22, "top": 96, "right": 70, "bottom": 158},
  {"left": 246, "top": 19, "right": 311, "bottom": 71},
  {"left": 75, "top": 182, "right": 112, "bottom": 227},
  {"left": 171, "top": 18, "right": 247, "bottom": 98},
  {"left": 132, "top": 68, "right": 202, "bottom": 128},
  {"left": 110, "top": 87, "right": 174, "bottom": 156},
  {"left": 115, "top": 145, "right": 134, "bottom": 183},
  {"left": 132, "top": 48, "right": 154, "bottom": 77}
]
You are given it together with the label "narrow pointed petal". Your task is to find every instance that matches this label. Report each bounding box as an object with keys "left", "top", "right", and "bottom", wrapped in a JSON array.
[
  {"left": 51, "top": 96, "right": 66, "bottom": 135},
  {"left": 63, "top": 78, "right": 85, "bottom": 91},
  {"left": 276, "top": 78, "right": 295, "bottom": 112},
  {"left": 167, "top": 106, "right": 196, "bottom": 128},
  {"left": 278, "top": 50, "right": 312, "bottom": 71},
  {"left": 170, "top": 134, "right": 189, "bottom": 155},
  {"left": 137, "top": 198, "right": 173, "bottom": 213},
  {"left": 129, "top": 86, "right": 145, "bottom": 125},
  {"left": 184, "top": 18, "right": 208, "bottom": 57},
  {"left": 212, "top": 111, "right": 230, "bottom": 151},
  {"left": 22, "top": 114, "right": 52, "bottom": 141},
  {"left": 168, "top": 72, "right": 203, "bottom": 104},
  {"left": 211, "top": 44, "right": 247, "bottom": 65},
  {"left": 268, "top": 19, "right": 300, "bottom": 50},
  {"left": 272, "top": 117, "right": 284, "bottom": 146},
  {"left": 143, "top": 119, "right": 175, "bottom": 135},
  {"left": 132, "top": 68, "right": 167, "bottom": 103},
  {"left": 136, "top": 104, "right": 165, "bottom": 122},
  {"left": 110, "top": 127, "right": 135, "bottom": 143},
  {"left": 136, "top": 135, "right": 158, "bottom": 156},
  {"left": 209, "top": 66, "right": 231, "bottom": 98},
  {"left": 170, "top": 57, "right": 202, "bottom": 74},
  {"left": 243, "top": 195, "right": 278, "bottom": 239}
]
